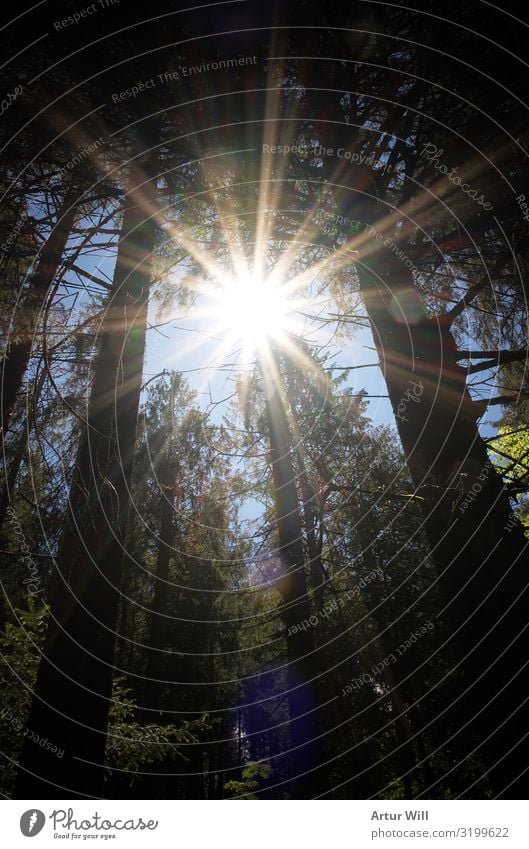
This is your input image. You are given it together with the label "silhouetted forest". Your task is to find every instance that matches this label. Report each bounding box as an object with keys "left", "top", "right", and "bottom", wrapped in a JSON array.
[{"left": 0, "top": 0, "right": 528, "bottom": 800}]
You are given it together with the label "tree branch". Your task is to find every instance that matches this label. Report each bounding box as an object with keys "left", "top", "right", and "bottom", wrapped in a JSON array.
[
  {"left": 447, "top": 279, "right": 489, "bottom": 322},
  {"left": 464, "top": 348, "right": 528, "bottom": 374},
  {"left": 480, "top": 393, "right": 529, "bottom": 407}
]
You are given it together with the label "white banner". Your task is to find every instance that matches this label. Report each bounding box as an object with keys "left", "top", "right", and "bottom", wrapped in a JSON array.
[{"left": 0, "top": 800, "right": 527, "bottom": 848}]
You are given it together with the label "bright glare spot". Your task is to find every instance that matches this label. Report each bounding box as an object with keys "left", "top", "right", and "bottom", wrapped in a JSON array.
[{"left": 215, "top": 274, "right": 290, "bottom": 346}]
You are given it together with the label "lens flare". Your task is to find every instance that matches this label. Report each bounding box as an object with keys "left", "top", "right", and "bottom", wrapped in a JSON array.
[{"left": 215, "top": 273, "right": 290, "bottom": 345}]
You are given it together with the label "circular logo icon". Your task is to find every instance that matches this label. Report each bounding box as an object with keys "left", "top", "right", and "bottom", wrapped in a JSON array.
[{"left": 20, "top": 810, "right": 46, "bottom": 837}]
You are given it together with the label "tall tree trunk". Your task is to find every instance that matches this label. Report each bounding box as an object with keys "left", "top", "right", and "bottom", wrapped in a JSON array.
[
  {"left": 358, "top": 253, "right": 529, "bottom": 798},
  {"left": 14, "top": 140, "right": 160, "bottom": 798},
  {"left": 1, "top": 196, "right": 77, "bottom": 445},
  {"left": 143, "top": 485, "right": 176, "bottom": 713},
  {"left": 262, "top": 345, "right": 321, "bottom": 798},
  {"left": 0, "top": 369, "right": 47, "bottom": 533},
  {"left": 0, "top": 369, "right": 48, "bottom": 630},
  {"left": 293, "top": 443, "right": 326, "bottom": 612},
  {"left": 0, "top": 415, "right": 28, "bottom": 533}
]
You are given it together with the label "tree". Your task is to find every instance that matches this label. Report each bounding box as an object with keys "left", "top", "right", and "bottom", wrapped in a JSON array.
[
  {"left": 277, "top": 1, "right": 529, "bottom": 796},
  {"left": 1, "top": 190, "right": 79, "bottom": 444},
  {"left": 1, "top": 0, "right": 527, "bottom": 802},
  {"left": 260, "top": 342, "right": 321, "bottom": 797},
  {"left": 15, "top": 128, "right": 161, "bottom": 797}
]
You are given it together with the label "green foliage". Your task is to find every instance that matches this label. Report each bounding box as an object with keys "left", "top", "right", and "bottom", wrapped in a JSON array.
[
  {"left": 489, "top": 426, "right": 529, "bottom": 490},
  {"left": 489, "top": 425, "right": 529, "bottom": 532},
  {"left": 0, "top": 602, "right": 48, "bottom": 794},
  {"left": 105, "top": 677, "right": 210, "bottom": 778},
  {"left": 0, "top": 601, "right": 47, "bottom": 717},
  {"left": 0, "top": 606, "right": 209, "bottom": 794},
  {"left": 223, "top": 761, "right": 273, "bottom": 799}
]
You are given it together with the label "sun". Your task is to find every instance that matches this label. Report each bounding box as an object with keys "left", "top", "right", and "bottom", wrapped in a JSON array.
[
  {"left": 213, "top": 272, "right": 291, "bottom": 349},
  {"left": 172, "top": 262, "right": 319, "bottom": 380}
]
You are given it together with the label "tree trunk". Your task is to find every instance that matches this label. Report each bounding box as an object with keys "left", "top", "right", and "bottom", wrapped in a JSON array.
[
  {"left": 143, "top": 485, "right": 176, "bottom": 713},
  {"left": 1, "top": 197, "right": 77, "bottom": 444},
  {"left": 0, "top": 369, "right": 48, "bottom": 534},
  {"left": 358, "top": 254, "right": 529, "bottom": 798},
  {"left": 294, "top": 443, "right": 326, "bottom": 612},
  {"left": 14, "top": 145, "right": 159, "bottom": 798},
  {"left": 262, "top": 345, "right": 321, "bottom": 798},
  {"left": 0, "top": 416, "right": 28, "bottom": 533}
]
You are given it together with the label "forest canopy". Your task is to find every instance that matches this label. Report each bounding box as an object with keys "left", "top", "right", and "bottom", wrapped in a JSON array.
[{"left": 0, "top": 0, "right": 528, "bottom": 801}]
